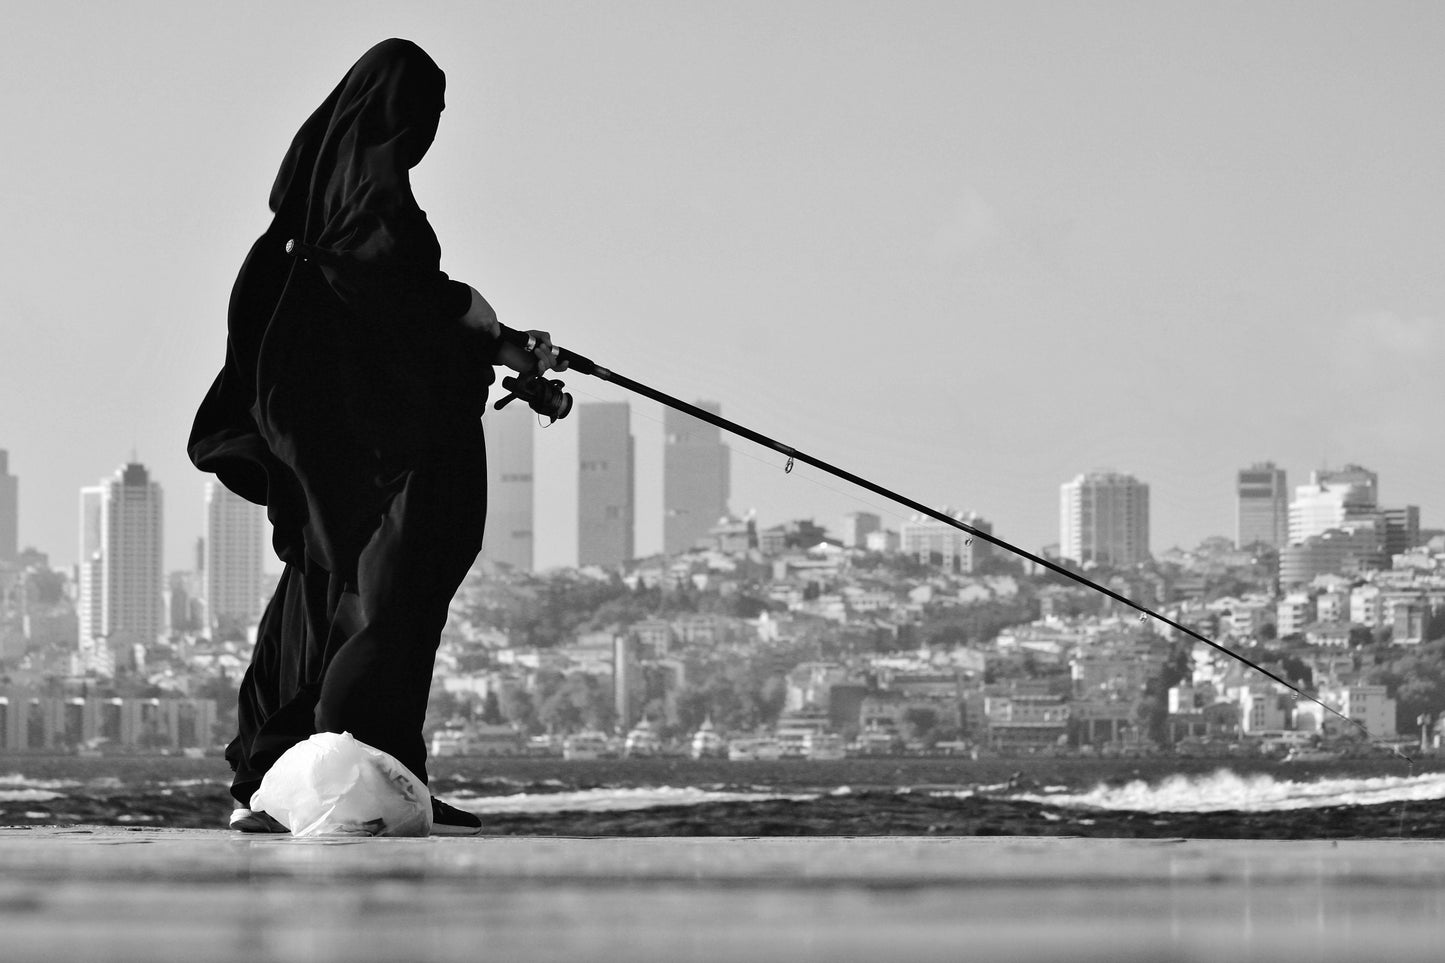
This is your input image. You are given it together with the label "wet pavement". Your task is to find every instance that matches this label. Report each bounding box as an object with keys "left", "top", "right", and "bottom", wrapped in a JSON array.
[{"left": 2, "top": 827, "right": 1443, "bottom": 962}]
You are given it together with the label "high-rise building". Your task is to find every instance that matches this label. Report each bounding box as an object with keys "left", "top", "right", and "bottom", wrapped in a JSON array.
[
  {"left": 900, "top": 509, "right": 991, "bottom": 573},
  {"left": 1288, "top": 465, "right": 1378, "bottom": 544},
  {"left": 482, "top": 404, "right": 535, "bottom": 570},
  {"left": 1236, "top": 462, "right": 1287, "bottom": 550},
  {"left": 578, "top": 402, "right": 634, "bottom": 568},
  {"left": 78, "top": 463, "right": 164, "bottom": 670},
  {"left": 78, "top": 486, "right": 104, "bottom": 650},
  {"left": 662, "top": 402, "right": 730, "bottom": 556},
  {"left": 0, "top": 450, "right": 16, "bottom": 563},
  {"left": 205, "top": 480, "right": 264, "bottom": 635},
  {"left": 1059, "top": 471, "right": 1150, "bottom": 567},
  {"left": 840, "top": 512, "right": 881, "bottom": 549},
  {"left": 1382, "top": 506, "right": 1421, "bottom": 557}
]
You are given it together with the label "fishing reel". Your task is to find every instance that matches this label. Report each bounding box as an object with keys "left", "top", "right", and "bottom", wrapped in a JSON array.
[{"left": 495, "top": 373, "right": 573, "bottom": 422}]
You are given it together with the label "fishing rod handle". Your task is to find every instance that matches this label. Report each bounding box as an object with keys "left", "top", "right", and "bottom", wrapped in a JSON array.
[{"left": 494, "top": 324, "right": 602, "bottom": 377}]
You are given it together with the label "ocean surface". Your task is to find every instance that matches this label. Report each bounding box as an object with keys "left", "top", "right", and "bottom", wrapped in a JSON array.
[{"left": 3, "top": 754, "right": 1444, "bottom": 838}]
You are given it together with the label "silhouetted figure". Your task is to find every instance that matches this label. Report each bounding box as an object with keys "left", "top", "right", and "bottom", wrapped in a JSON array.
[{"left": 189, "top": 38, "right": 561, "bottom": 833}]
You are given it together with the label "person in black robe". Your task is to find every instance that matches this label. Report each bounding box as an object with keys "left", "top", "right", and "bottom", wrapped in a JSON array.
[{"left": 188, "top": 38, "right": 562, "bottom": 834}]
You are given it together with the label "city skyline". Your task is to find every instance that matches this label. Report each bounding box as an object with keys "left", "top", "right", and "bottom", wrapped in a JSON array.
[
  {"left": 2, "top": 4, "right": 1442, "bottom": 573},
  {"left": 6, "top": 448, "right": 1438, "bottom": 587}
]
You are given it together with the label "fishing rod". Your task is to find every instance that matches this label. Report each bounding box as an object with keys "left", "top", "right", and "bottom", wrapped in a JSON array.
[{"left": 493, "top": 327, "right": 1395, "bottom": 753}]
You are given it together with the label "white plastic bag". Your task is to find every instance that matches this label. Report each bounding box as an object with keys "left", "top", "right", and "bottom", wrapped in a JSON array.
[{"left": 249, "top": 731, "right": 433, "bottom": 837}]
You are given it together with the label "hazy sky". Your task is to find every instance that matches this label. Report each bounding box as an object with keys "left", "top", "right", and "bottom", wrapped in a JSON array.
[{"left": 2, "top": 2, "right": 1442, "bottom": 574}]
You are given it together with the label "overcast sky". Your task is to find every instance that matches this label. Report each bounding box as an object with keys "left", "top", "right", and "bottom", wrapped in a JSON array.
[{"left": 2, "top": 1, "right": 1442, "bottom": 574}]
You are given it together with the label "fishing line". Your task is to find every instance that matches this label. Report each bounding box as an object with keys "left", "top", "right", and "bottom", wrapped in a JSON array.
[{"left": 495, "top": 330, "right": 1412, "bottom": 769}]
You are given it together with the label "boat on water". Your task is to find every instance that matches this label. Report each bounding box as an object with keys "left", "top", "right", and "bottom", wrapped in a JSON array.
[
  {"left": 803, "top": 732, "right": 848, "bottom": 760},
  {"left": 562, "top": 731, "right": 614, "bottom": 760},
  {"left": 1282, "top": 746, "right": 1345, "bottom": 763},
  {"left": 623, "top": 719, "right": 663, "bottom": 757},
  {"left": 727, "top": 736, "right": 783, "bottom": 761},
  {"left": 690, "top": 719, "right": 727, "bottom": 759},
  {"left": 430, "top": 727, "right": 469, "bottom": 758}
]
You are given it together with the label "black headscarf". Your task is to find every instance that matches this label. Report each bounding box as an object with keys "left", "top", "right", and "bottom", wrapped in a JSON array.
[
  {"left": 272, "top": 37, "right": 460, "bottom": 320},
  {"left": 190, "top": 39, "right": 489, "bottom": 580}
]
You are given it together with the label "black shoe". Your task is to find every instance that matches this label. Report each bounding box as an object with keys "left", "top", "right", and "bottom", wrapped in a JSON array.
[
  {"left": 431, "top": 796, "right": 483, "bottom": 836},
  {"left": 229, "top": 808, "right": 288, "bottom": 833}
]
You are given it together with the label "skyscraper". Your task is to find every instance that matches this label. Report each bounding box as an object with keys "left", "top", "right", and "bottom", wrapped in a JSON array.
[
  {"left": 1059, "top": 470, "right": 1150, "bottom": 567},
  {"left": 78, "top": 485, "right": 104, "bottom": 650},
  {"left": 1236, "top": 462, "right": 1288, "bottom": 550},
  {"left": 481, "top": 404, "right": 535, "bottom": 570},
  {"left": 0, "top": 449, "right": 16, "bottom": 563},
  {"left": 840, "top": 511, "right": 881, "bottom": 549},
  {"left": 205, "top": 480, "right": 264, "bottom": 636},
  {"left": 78, "top": 462, "right": 164, "bottom": 670},
  {"left": 662, "top": 401, "right": 730, "bottom": 556},
  {"left": 578, "top": 402, "right": 634, "bottom": 568},
  {"left": 1288, "top": 465, "right": 1378, "bottom": 544}
]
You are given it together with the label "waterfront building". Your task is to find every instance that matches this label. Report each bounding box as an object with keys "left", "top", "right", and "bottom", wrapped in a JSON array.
[
  {"left": 483, "top": 402, "right": 535, "bottom": 570},
  {"left": 900, "top": 509, "right": 991, "bottom": 573},
  {"left": 1059, "top": 471, "right": 1150, "bottom": 567},
  {"left": 0, "top": 450, "right": 16, "bottom": 563},
  {"left": 204, "top": 480, "right": 263, "bottom": 636},
  {"left": 662, "top": 401, "right": 730, "bottom": 556},
  {"left": 983, "top": 692, "right": 1069, "bottom": 751},
  {"left": 1306, "top": 683, "right": 1397, "bottom": 738},
  {"left": 578, "top": 402, "right": 634, "bottom": 568},
  {"left": 0, "top": 689, "right": 216, "bottom": 751},
  {"left": 1236, "top": 462, "right": 1287, "bottom": 550},
  {"left": 1233, "top": 683, "right": 1289, "bottom": 734},
  {"left": 78, "top": 463, "right": 163, "bottom": 671}
]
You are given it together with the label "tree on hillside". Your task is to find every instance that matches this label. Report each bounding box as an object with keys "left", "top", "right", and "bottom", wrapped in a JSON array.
[{"left": 1363, "top": 640, "right": 1445, "bottom": 734}]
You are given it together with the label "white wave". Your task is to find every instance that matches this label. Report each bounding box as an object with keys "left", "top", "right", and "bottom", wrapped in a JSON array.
[
  {"left": 1010, "top": 769, "right": 1445, "bottom": 813},
  {"left": 0, "top": 789, "right": 65, "bottom": 803},
  {"left": 446, "top": 786, "right": 817, "bottom": 814},
  {"left": 0, "top": 773, "right": 79, "bottom": 791}
]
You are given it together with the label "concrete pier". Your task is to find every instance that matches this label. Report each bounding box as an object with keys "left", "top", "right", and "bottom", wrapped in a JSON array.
[{"left": 2, "top": 827, "right": 1443, "bottom": 962}]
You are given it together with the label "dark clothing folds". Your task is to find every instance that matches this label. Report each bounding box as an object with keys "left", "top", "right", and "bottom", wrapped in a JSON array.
[
  {"left": 190, "top": 39, "right": 495, "bottom": 802},
  {"left": 225, "top": 438, "right": 485, "bottom": 804}
]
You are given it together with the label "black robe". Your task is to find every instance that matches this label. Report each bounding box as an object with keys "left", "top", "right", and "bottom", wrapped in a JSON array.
[{"left": 188, "top": 39, "right": 495, "bottom": 800}]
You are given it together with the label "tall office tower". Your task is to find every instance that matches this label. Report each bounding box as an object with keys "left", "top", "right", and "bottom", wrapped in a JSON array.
[
  {"left": 662, "top": 401, "right": 730, "bottom": 556},
  {"left": 481, "top": 404, "right": 535, "bottom": 570},
  {"left": 1288, "top": 464, "right": 1378, "bottom": 544},
  {"left": 1236, "top": 462, "right": 1287, "bottom": 550},
  {"left": 1059, "top": 470, "right": 1151, "bottom": 567},
  {"left": 840, "top": 511, "right": 882, "bottom": 549},
  {"left": 1382, "top": 506, "right": 1421, "bottom": 557},
  {"left": 205, "top": 480, "right": 264, "bottom": 635},
  {"left": 78, "top": 463, "right": 164, "bottom": 668},
  {"left": 578, "top": 402, "right": 634, "bottom": 568},
  {"left": 78, "top": 486, "right": 104, "bottom": 649},
  {"left": 0, "top": 450, "right": 16, "bottom": 562}
]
